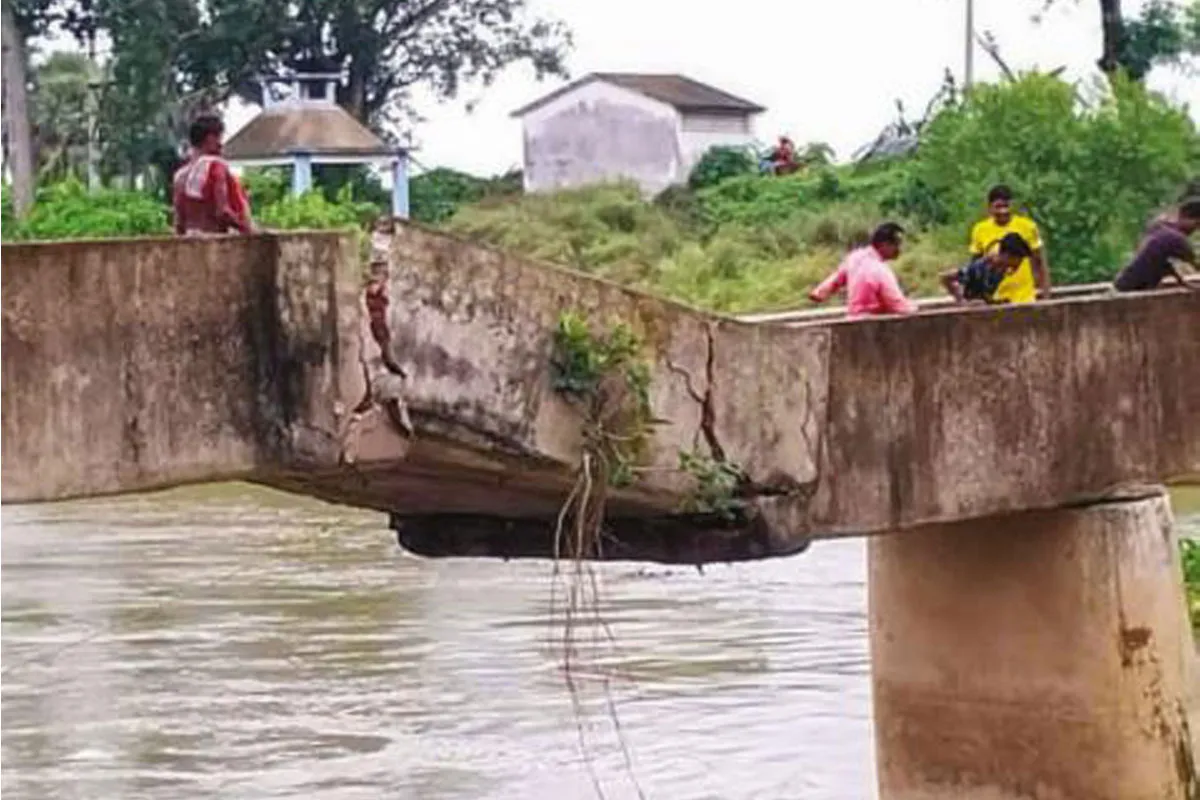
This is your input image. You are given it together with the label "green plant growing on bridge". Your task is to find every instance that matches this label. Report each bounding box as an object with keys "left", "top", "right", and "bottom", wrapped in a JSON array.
[
  {"left": 551, "top": 312, "right": 656, "bottom": 493},
  {"left": 677, "top": 448, "right": 746, "bottom": 520}
]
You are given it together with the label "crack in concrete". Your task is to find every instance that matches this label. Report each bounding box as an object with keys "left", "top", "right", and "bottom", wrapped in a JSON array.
[
  {"left": 668, "top": 323, "right": 815, "bottom": 506},
  {"left": 664, "top": 322, "right": 727, "bottom": 461},
  {"left": 363, "top": 273, "right": 414, "bottom": 436},
  {"left": 338, "top": 255, "right": 414, "bottom": 465},
  {"left": 698, "top": 322, "right": 727, "bottom": 463}
]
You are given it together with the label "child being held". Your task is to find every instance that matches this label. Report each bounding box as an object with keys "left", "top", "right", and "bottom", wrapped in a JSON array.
[{"left": 941, "top": 233, "right": 1033, "bottom": 304}]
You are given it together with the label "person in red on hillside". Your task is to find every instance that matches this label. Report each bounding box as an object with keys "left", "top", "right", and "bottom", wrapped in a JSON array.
[
  {"left": 172, "top": 113, "right": 253, "bottom": 236},
  {"left": 764, "top": 136, "right": 798, "bottom": 176}
]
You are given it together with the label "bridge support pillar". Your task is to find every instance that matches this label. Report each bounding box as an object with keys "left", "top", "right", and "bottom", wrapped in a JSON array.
[{"left": 869, "top": 491, "right": 1196, "bottom": 800}]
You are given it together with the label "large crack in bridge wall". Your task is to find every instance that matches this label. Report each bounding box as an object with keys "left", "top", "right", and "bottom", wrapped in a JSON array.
[
  {"left": 366, "top": 223, "right": 1199, "bottom": 561},
  {"left": 369, "top": 222, "right": 831, "bottom": 561}
]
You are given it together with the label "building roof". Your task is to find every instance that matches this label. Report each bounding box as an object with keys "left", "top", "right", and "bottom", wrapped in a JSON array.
[
  {"left": 511, "top": 73, "right": 766, "bottom": 118},
  {"left": 223, "top": 103, "right": 398, "bottom": 161}
]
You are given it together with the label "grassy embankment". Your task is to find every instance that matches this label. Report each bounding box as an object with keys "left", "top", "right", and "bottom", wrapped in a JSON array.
[{"left": 444, "top": 168, "right": 958, "bottom": 314}]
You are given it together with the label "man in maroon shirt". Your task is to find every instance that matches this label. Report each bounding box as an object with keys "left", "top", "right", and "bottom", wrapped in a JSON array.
[
  {"left": 172, "top": 113, "right": 253, "bottom": 236},
  {"left": 1113, "top": 198, "right": 1199, "bottom": 292}
]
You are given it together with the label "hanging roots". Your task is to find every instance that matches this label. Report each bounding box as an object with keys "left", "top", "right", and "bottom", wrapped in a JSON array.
[{"left": 548, "top": 313, "right": 652, "bottom": 800}]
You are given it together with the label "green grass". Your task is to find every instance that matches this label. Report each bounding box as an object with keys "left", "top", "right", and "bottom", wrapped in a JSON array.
[
  {"left": 1182, "top": 538, "right": 1200, "bottom": 629},
  {"left": 445, "top": 179, "right": 962, "bottom": 314}
]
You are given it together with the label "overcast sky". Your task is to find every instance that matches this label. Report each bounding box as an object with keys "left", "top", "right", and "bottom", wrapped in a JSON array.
[
  {"left": 117, "top": 0, "right": 1200, "bottom": 176},
  {"left": 378, "top": 0, "right": 1200, "bottom": 176}
]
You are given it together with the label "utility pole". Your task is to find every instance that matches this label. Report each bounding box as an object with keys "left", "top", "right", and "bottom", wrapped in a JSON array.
[
  {"left": 86, "top": 82, "right": 101, "bottom": 190},
  {"left": 964, "top": 0, "right": 975, "bottom": 89}
]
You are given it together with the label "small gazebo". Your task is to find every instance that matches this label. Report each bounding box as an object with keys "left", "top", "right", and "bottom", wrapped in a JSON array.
[{"left": 224, "top": 70, "right": 411, "bottom": 218}]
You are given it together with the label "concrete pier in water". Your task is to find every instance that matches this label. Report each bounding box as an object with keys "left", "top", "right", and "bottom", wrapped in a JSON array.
[
  {"left": 871, "top": 492, "right": 1196, "bottom": 799},
  {"left": 3, "top": 225, "right": 1199, "bottom": 797}
]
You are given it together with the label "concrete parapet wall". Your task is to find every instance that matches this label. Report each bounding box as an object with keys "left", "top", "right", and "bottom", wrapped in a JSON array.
[
  {"left": 815, "top": 292, "right": 1200, "bottom": 537},
  {"left": 1, "top": 233, "right": 360, "bottom": 503}
]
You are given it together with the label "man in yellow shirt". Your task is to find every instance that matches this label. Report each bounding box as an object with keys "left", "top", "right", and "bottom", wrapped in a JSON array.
[{"left": 969, "top": 185, "right": 1051, "bottom": 303}]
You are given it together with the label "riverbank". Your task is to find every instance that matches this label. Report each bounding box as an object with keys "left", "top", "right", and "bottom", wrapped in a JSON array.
[
  {"left": 1185, "top": 540, "right": 1200, "bottom": 626},
  {"left": 1176, "top": 487, "right": 1200, "bottom": 628}
]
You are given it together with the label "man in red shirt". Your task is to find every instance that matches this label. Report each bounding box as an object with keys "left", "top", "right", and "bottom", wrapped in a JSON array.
[
  {"left": 808, "top": 222, "right": 918, "bottom": 317},
  {"left": 172, "top": 113, "right": 253, "bottom": 236}
]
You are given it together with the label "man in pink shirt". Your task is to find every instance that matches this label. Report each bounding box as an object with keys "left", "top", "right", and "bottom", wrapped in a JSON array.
[{"left": 808, "top": 222, "right": 918, "bottom": 317}]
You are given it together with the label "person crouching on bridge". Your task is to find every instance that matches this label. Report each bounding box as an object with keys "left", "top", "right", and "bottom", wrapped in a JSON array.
[
  {"left": 808, "top": 222, "right": 918, "bottom": 317},
  {"left": 969, "top": 185, "right": 1051, "bottom": 301},
  {"left": 1112, "top": 197, "right": 1200, "bottom": 293},
  {"left": 172, "top": 113, "right": 254, "bottom": 237},
  {"left": 940, "top": 232, "right": 1032, "bottom": 305}
]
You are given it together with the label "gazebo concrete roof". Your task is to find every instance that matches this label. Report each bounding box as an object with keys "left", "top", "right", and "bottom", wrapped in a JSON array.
[{"left": 224, "top": 103, "right": 398, "bottom": 162}]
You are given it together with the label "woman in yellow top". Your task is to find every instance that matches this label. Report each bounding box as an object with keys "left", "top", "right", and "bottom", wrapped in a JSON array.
[{"left": 969, "top": 185, "right": 1052, "bottom": 303}]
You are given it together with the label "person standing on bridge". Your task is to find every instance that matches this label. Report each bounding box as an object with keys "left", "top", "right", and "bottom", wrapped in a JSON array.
[
  {"left": 808, "top": 222, "right": 918, "bottom": 317},
  {"left": 172, "top": 113, "right": 254, "bottom": 236},
  {"left": 968, "top": 185, "right": 1051, "bottom": 302},
  {"left": 1112, "top": 197, "right": 1200, "bottom": 293}
]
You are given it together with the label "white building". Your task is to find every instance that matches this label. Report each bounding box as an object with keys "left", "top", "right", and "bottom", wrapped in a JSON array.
[{"left": 511, "top": 73, "right": 765, "bottom": 195}]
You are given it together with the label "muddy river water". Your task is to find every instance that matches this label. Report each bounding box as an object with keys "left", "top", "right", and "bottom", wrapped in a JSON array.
[{"left": 3, "top": 484, "right": 1198, "bottom": 799}]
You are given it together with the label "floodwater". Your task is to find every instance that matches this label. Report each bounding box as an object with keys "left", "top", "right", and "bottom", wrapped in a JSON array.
[{"left": 2, "top": 484, "right": 1198, "bottom": 800}]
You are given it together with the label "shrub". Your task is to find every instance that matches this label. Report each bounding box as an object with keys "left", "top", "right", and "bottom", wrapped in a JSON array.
[
  {"left": 694, "top": 172, "right": 829, "bottom": 227},
  {"left": 313, "top": 164, "right": 391, "bottom": 212},
  {"left": 410, "top": 167, "right": 522, "bottom": 224},
  {"left": 913, "top": 73, "right": 1199, "bottom": 284},
  {"left": 240, "top": 167, "right": 290, "bottom": 209},
  {"left": 688, "top": 146, "right": 758, "bottom": 190},
  {"left": 257, "top": 186, "right": 377, "bottom": 230},
  {"left": 3, "top": 178, "right": 169, "bottom": 241},
  {"left": 446, "top": 180, "right": 959, "bottom": 313},
  {"left": 448, "top": 181, "right": 684, "bottom": 276}
]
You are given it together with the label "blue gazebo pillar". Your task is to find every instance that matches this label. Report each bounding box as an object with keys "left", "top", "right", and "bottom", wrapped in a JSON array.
[
  {"left": 292, "top": 152, "right": 313, "bottom": 195},
  {"left": 391, "top": 151, "right": 410, "bottom": 219}
]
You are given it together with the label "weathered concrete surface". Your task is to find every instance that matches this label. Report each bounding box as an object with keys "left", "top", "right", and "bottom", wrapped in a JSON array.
[
  {"left": 1, "top": 233, "right": 363, "bottom": 501},
  {"left": 3, "top": 224, "right": 1199, "bottom": 561},
  {"left": 374, "top": 224, "right": 1199, "bottom": 556},
  {"left": 870, "top": 491, "right": 1197, "bottom": 800},
  {"left": 813, "top": 292, "right": 1200, "bottom": 537},
  {"left": 375, "top": 223, "right": 827, "bottom": 517}
]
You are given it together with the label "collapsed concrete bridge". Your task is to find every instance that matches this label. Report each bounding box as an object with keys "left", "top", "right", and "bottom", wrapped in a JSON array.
[{"left": 3, "top": 226, "right": 1199, "bottom": 799}]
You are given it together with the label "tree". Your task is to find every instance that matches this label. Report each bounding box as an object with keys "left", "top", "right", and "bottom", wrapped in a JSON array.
[
  {"left": 2, "top": 0, "right": 37, "bottom": 216},
  {"left": 92, "top": 0, "right": 206, "bottom": 184},
  {"left": 200, "top": 0, "right": 571, "bottom": 131},
  {"left": 1121, "top": 0, "right": 1200, "bottom": 78},
  {"left": 1096, "top": 0, "right": 1126, "bottom": 74},
  {"left": 25, "top": 0, "right": 570, "bottom": 184},
  {"left": 1043, "top": 0, "right": 1200, "bottom": 79}
]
